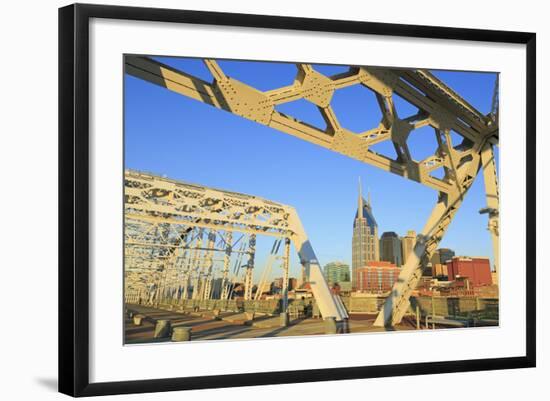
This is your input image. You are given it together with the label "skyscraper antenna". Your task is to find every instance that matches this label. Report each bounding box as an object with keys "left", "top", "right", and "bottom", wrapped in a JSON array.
[
  {"left": 368, "top": 187, "right": 372, "bottom": 207},
  {"left": 358, "top": 177, "right": 363, "bottom": 218}
]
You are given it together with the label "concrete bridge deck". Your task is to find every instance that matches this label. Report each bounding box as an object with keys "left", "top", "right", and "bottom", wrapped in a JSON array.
[{"left": 124, "top": 304, "right": 419, "bottom": 344}]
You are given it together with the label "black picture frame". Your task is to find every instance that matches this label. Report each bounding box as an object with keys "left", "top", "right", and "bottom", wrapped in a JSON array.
[{"left": 59, "top": 3, "right": 536, "bottom": 397}]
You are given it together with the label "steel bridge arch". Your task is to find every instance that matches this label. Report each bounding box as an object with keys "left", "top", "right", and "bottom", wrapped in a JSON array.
[{"left": 125, "top": 56, "right": 499, "bottom": 327}]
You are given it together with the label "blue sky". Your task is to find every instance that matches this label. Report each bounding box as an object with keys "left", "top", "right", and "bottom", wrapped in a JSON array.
[{"left": 124, "top": 57, "right": 498, "bottom": 281}]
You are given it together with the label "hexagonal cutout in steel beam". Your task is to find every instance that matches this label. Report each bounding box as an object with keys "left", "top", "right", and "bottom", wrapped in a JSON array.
[
  {"left": 275, "top": 98, "right": 328, "bottom": 131},
  {"left": 329, "top": 84, "right": 383, "bottom": 134},
  {"left": 217, "top": 60, "right": 298, "bottom": 92},
  {"left": 406, "top": 125, "right": 440, "bottom": 163}
]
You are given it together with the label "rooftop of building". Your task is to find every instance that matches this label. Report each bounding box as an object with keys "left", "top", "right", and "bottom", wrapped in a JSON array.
[
  {"left": 324, "top": 261, "right": 350, "bottom": 267},
  {"left": 354, "top": 178, "right": 377, "bottom": 231},
  {"left": 381, "top": 231, "right": 399, "bottom": 238},
  {"left": 354, "top": 197, "right": 377, "bottom": 231},
  {"left": 447, "top": 256, "right": 491, "bottom": 262},
  {"left": 357, "top": 261, "right": 398, "bottom": 269}
]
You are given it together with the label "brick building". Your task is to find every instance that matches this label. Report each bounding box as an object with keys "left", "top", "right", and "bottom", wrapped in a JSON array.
[
  {"left": 355, "top": 261, "right": 399, "bottom": 293},
  {"left": 446, "top": 256, "right": 492, "bottom": 287}
]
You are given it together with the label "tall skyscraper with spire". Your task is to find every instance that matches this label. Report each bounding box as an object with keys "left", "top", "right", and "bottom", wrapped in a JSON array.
[{"left": 352, "top": 178, "right": 379, "bottom": 288}]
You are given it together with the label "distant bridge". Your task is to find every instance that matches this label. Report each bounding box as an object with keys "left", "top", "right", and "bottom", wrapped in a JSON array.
[{"left": 125, "top": 170, "right": 349, "bottom": 332}]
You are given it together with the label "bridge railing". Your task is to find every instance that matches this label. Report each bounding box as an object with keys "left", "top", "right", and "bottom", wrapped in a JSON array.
[
  {"left": 336, "top": 295, "right": 498, "bottom": 321},
  {"left": 125, "top": 295, "right": 498, "bottom": 322}
]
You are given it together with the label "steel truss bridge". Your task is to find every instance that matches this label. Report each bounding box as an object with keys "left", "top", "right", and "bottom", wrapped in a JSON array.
[
  {"left": 125, "top": 170, "right": 349, "bottom": 330},
  {"left": 125, "top": 56, "right": 499, "bottom": 329}
]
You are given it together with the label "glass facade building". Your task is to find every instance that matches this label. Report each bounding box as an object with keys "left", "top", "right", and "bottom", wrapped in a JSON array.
[
  {"left": 380, "top": 231, "right": 403, "bottom": 266},
  {"left": 324, "top": 261, "right": 351, "bottom": 285},
  {"left": 352, "top": 180, "right": 379, "bottom": 288}
]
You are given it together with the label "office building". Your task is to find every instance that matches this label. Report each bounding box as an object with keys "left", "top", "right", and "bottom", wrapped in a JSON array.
[
  {"left": 355, "top": 261, "right": 399, "bottom": 293},
  {"left": 401, "top": 230, "right": 417, "bottom": 265},
  {"left": 431, "top": 248, "right": 456, "bottom": 265},
  {"left": 446, "top": 256, "right": 492, "bottom": 287},
  {"left": 352, "top": 179, "right": 379, "bottom": 287},
  {"left": 324, "top": 261, "right": 351, "bottom": 285},
  {"left": 380, "top": 231, "right": 403, "bottom": 266}
]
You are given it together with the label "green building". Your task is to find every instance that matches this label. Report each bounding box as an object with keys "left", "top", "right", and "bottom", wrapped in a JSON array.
[{"left": 324, "top": 261, "right": 351, "bottom": 285}]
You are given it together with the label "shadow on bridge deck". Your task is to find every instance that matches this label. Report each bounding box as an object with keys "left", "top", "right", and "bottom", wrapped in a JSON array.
[{"left": 123, "top": 304, "right": 423, "bottom": 344}]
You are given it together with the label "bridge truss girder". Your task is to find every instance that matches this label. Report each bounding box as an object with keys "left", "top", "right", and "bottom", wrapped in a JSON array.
[
  {"left": 125, "top": 56, "right": 499, "bottom": 327},
  {"left": 124, "top": 170, "right": 349, "bottom": 325}
]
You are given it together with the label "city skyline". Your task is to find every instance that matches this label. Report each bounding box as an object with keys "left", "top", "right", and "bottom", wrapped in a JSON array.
[{"left": 125, "top": 57, "right": 497, "bottom": 281}]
